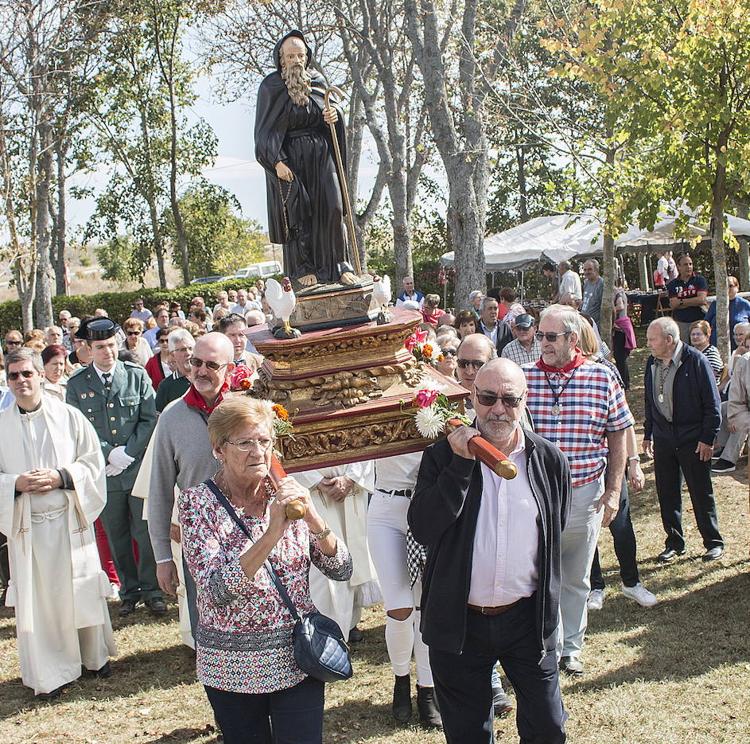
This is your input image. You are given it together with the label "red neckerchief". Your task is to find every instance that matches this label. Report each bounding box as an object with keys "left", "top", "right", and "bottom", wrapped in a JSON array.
[
  {"left": 535, "top": 348, "right": 587, "bottom": 374},
  {"left": 183, "top": 382, "right": 228, "bottom": 415}
]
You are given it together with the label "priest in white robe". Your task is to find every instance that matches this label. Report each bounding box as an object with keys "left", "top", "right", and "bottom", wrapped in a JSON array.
[
  {"left": 0, "top": 348, "right": 116, "bottom": 698},
  {"left": 294, "top": 460, "right": 379, "bottom": 639}
]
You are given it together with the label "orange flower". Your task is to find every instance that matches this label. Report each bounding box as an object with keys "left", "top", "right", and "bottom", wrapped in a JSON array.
[
  {"left": 272, "top": 404, "right": 289, "bottom": 421},
  {"left": 240, "top": 378, "right": 252, "bottom": 390},
  {"left": 422, "top": 343, "right": 433, "bottom": 359},
  {"left": 437, "top": 353, "right": 445, "bottom": 362}
]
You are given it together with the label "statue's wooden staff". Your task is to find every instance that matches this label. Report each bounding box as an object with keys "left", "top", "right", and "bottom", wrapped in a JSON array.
[{"left": 324, "top": 86, "right": 362, "bottom": 277}]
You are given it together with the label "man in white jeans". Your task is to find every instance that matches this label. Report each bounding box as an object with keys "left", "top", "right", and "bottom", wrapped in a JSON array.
[{"left": 523, "top": 304, "right": 632, "bottom": 675}]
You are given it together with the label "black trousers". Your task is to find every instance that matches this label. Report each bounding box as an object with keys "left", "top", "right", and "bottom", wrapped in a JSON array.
[
  {"left": 590, "top": 479, "right": 639, "bottom": 590},
  {"left": 612, "top": 329, "right": 631, "bottom": 390},
  {"left": 653, "top": 438, "right": 723, "bottom": 551},
  {"left": 205, "top": 676, "right": 325, "bottom": 744},
  {"left": 0, "top": 531, "right": 8, "bottom": 590},
  {"left": 429, "top": 598, "right": 566, "bottom": 744}
]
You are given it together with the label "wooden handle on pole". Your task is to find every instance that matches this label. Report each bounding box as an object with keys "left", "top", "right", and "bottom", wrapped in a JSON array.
[
  {"left": 447, "top": 419, "right": 517, "bottom": 480},
  {"left": 270, "top": 455, "right": 306, "bottom": 520}
]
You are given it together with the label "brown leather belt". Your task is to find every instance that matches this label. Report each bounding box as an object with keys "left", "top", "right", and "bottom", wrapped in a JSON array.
[{"left": 468, "top": 599, "right": 523, "bottom": 616}]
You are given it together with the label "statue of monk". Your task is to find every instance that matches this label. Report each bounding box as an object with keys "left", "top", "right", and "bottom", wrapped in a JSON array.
[{"left": 255, "top": 30, "right": 357, "bottom": 288}]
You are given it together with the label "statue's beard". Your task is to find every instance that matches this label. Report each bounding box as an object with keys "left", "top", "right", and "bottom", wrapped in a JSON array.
[{"left": 281, "top": 61, "right": 312, "bottom": 107}]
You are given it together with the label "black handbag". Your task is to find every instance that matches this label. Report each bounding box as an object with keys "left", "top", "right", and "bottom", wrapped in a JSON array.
[{"left": 205, "top": 479, "right": 353, "bottom": 683}]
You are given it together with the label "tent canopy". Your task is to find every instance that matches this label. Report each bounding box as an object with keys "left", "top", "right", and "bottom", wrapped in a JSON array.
[{"left": 440, "top": 211, "right": 750, "bottom": 272}]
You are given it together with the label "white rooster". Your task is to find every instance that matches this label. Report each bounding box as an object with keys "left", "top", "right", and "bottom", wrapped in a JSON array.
[
  {"left": 371, "top": 274, "right": 392, "bottom": 324},
  {"left": 265, "top": 277, "right": 301, "bottom": 339}
]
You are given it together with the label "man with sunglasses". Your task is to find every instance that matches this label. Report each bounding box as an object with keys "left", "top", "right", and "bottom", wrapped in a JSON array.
[
  {"left": 410, "top": 358, "right": 570, "bottom": 744},
  {"left": 522, "top": 304, "right": 632, "bottom": 677},
  {"left": 66, "top": 317, "right": 162, "bottom": 618},
  {"left": 147, "top": 332, "right": 235, "bottom": 639},
  {"left": 456, "top": 334, "right": 497, "bottom": 394},
  {"left": 1, "top": 348, "right": 115, "bottom": 698}
]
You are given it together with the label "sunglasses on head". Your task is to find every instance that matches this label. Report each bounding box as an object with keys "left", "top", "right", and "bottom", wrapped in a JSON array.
[
  {"left": 8, "top": 370, "right": 35, "bottom": 380},
  {"left": 457, "top": 358, "right": 485, "bottom": 370},
  {"left": 189, "top": 357, "right": 227, "bottom": 371},
  {"left": 535, "top": 331, "right": 571, "bottom": 343},
  {"left": 475, "top": 391, "right": 525, "bottom": 408}
]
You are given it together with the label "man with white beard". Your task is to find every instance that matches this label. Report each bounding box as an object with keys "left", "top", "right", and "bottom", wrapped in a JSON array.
[
  {"left": 0, "top": 349, "right": 115, "bottom": 698},
  {"left": 255, "top": 30, "right": 357, "bottom": 288}
]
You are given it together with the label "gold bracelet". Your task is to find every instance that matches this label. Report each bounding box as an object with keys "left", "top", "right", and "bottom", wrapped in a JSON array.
[{"left": 311, "top": 524, "right": 331, "bottom": 541}]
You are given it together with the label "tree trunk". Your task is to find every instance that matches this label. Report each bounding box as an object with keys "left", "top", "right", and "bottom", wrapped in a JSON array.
[
  {"left": 516, "top": 141, "right": 528, "bottom": 222},
  {"left": 148, "top": 195, "right": 167, "bottom": 289},
  {"left": 33, "top": 118, "right": 53, "bottom": 328},
  {"left": 390, "top": 173, "right": 413, "bottom": 283},
  {"left": 599, "top": 148, "right": 616, "bottom": 344},
  {"left": 734, "top": 199, "right": 750, "bottom": 289},
  {"left": 711, "top": 153, "right": 730, "bottom": 364},
  {"left": 53, "top": 138, "right": 68, "bottom": 295},
  {"left": 637, "top": 253, "right": 650, "bottom": 291}
]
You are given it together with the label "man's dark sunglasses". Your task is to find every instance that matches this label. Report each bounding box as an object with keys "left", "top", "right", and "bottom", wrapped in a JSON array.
[
  {"left": 8, "top": 370, "right": 35, "bottom": 380},
  {"left": 5, "top": 340, "right": 21, "bottom": 346},
  {"left": 457, "top": 359, "right": 485, "bottom": 370},
  {"left": 189, "top": 357, "right": 228, "bottom": 372},
  {"left": 475, "top": 391, "right": 526, "bottom": 408},
  {"left": 535, "top": 331, "right": 571, "bottom": 343}
]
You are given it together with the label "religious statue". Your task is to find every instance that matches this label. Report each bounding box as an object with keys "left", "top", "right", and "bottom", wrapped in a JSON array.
[{"left": 255, "top": 30, "right": 357, "bottom": 288}]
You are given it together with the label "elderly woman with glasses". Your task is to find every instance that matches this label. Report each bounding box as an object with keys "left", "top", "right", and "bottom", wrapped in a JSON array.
[
  {"left": 121, "top": 318, "right": 153, "bottom": 366},
  {"left": 178, "top": 396, "right": 352, "bottom": 744}
]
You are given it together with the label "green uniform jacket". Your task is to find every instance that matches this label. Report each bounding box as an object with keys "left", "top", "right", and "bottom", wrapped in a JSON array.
[{"left": 66, "top": 361, "right": 157, "bottom": 492}]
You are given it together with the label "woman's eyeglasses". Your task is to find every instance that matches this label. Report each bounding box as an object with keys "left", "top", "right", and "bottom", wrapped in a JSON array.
[
  {"left": 475, "top": 391, "right": 525, "bottom": 408},
  {"left": 441, "top": 349, "right": 457, "bottom": 357},
  {"left": 189, "top": 357, "right": 228, "bottom": 371},
  {"left": 226, "top": 438, "right": 273, "bottom": 452}
]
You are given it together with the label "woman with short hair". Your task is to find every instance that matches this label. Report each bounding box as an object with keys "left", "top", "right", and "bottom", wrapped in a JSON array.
[
  {"left": 121, "top": 318, "right": 153, "bottom": 366},
  {"left": 690, "top": 320, "right": 723, "bottom": 383},
  {"left": 41, "top": 344, "right": 69, "bottom": 401},
  {"left": 453, "top": 310, "right": 477, "bottom": 339},
  {"left": 179, "top": 396, "right": 352, "bottom": 744}
]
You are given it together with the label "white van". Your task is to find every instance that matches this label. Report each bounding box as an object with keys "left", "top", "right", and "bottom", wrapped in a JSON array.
[{"left": 234, "top": 261, "right": 282, "bottom": 279}]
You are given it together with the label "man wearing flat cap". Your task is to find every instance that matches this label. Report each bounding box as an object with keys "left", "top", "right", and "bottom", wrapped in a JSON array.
[{"left": 66, "top": 318, "right": 163, "bottom": 617}]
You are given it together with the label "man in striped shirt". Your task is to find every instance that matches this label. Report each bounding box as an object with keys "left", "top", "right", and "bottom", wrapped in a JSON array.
[
  {"left": 501, "top": 313, "right": 541, "bottom": 366},
  {"left": 523, "top": 304, "right": 632, "bottom": 676}
]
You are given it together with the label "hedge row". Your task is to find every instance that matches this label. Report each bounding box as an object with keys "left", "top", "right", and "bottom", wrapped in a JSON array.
[{"left": 0, "top": 277, "right": 269, "bottom": 335}]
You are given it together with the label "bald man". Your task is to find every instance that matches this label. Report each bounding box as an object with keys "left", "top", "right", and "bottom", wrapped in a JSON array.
[{"left": 410, "top": 359, "right": 570, "bottom": 743}]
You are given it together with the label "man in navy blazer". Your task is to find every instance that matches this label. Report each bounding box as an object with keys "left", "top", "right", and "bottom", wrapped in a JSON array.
[{"left": 643, "top": 317, "right": 724, "bottom": 563}]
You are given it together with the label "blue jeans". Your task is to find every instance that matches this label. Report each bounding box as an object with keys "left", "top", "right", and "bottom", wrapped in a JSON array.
[{"left": 205, "top": 677, "right": 325, "bottom": 744}]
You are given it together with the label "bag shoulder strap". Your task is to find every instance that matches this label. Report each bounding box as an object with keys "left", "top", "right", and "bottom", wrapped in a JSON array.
[{"left": 204, "top": 478, "right": 300, "bottom": 622}]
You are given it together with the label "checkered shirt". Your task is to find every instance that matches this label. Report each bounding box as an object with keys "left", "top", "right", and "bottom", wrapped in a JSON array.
[
  {"left": 501, "top": 338, "right": 541, "bottom": 367},
  {"left": 522, "top": 361, "right": 634, "bottom": 488}
]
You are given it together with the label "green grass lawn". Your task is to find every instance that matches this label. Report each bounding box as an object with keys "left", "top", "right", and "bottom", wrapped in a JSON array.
[{"left": 1, "top": 345, "right": 749, "bottom": 743}]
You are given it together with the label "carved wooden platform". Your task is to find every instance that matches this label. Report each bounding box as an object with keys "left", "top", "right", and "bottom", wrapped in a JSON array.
[{"left": 247, "top": 308, "right": 467, "bottom": 472}]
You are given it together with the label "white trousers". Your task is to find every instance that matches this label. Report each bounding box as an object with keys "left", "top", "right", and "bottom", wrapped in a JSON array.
[
  {"left": 558, "top": 475, "right": 604, "bottom": 659},
  {"left": 368, "top": 491, "right": 433, "bottom": 685}
]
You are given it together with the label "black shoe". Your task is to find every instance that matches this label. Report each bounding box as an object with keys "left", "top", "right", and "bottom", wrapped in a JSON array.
[
  {"left": 348, "top": 626, "right": 364, "bottom": 644},
  {"left": 657, "top": 548, "right": 686, "bottom": 564},
  {"left": 84, "top": 661, "right": 112, "bottom": 678},
  {"left": 145, "top": 597, "right": 167, "bottom": 615},
  {"left": 711, "top": 458, "right": 736, "bottom": 474},
  {"left": 118, "top": 599, "right": 138, "bottom": 617},
  {"left": 492, "top": 685, "right": 513, "bottom": 717},
  {"left": 702, "top": 546, "right": 724, "bottom": 562},
  {"left": 416, "top": 685, "right": 442, "bottom": 729},
  {"left": 392, "top": 674, "right": 412, "bottom": 723},
  {"left": 559, "top": 656, "right": 584, "bottom": 676},
  {"left": 36, "top": 685, "right": 65, "bottom": 701}
]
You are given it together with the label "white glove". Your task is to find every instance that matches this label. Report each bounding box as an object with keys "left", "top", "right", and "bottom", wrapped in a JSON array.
[
  {"left": 108, "top": 446, "right": 135, "bottom": 470},
  {"left": 105, "top": 463, "right": 125, "bottom": 478}
]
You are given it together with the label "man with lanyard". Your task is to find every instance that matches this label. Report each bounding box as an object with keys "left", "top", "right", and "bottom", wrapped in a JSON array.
[
  {"left": 643, "top": 317, "right": 723, "bottom": 562},
  {"left": 667, "top": 253, "right": 708, "bottom": 343},
  {"left": 66, "top": 318, "right": 162, "bottom": 617},
  {"left": 147, "top": 332, "right": 235, "bottom": 638},
  {"left": 522, "top": 304, "right": 632, "bottom": 676}
]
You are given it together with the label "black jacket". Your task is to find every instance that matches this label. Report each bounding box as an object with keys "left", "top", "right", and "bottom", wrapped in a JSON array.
[
  {"left": 408, "top": 432, "right": 571, "bottom": 658},
  {"left": 478, "top": 320, "right": 513, "bottom": 355},
  {"left": 644, "top": 343, "right": 721, "bottom": 447}
]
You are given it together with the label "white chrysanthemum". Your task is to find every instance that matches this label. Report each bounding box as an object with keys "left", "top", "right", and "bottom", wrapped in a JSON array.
[
  {"left": 417, "top": 374, "right": 445, "bottom": 392},
  {"left": 415, "top": 407, "right": 444, "bottom": 438}
]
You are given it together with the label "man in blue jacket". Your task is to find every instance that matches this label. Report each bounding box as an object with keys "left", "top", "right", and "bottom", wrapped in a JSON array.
[
  {"left": 643, "top": 317, "right": 724, "bottom": 562},
  {"left": 409, "top": 358, "right": 570, "bottom": 743}
]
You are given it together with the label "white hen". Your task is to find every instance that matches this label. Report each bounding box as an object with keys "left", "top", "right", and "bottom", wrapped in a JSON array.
[
  {"left": 372, "top": 274, "right": 391, "bottom": 308},
  {"left": 265, "top": 277, "right": 300, "bottom": 338}
]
